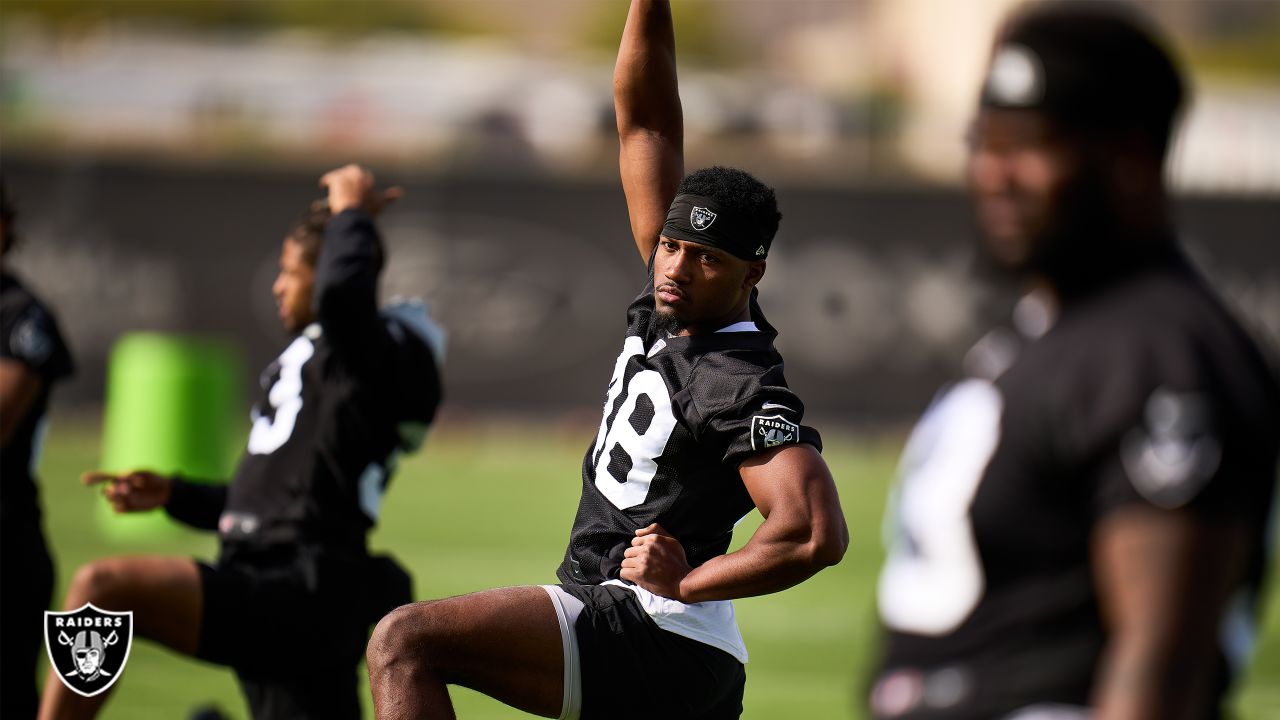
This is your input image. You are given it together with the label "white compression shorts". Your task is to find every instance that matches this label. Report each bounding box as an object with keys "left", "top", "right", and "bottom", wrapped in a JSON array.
[{"left": 540, "top": 585, "right": 585, "bottom": 720}]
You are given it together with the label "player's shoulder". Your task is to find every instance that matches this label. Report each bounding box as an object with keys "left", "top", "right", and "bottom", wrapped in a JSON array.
[
  {"left": 1061, "top": 260, "right": 1262, "bottom": 376},
  {"left": 1043, "top": 261, "right": 1278, "bottom": 455},
  {"left": 0, "top": 271, "right": 39, "bottom": 318},
  {"left": 687, "top": 333, "right": 786, "bottom": 385},
  {"left": 1, "top": 272, "right": 63, "bottom": 332},
  {"left": 380, "top": 300, "right": 447, "bottom": 368},
  {"left": 0, "top": 272, "right": 72, "bottom": 375},
  {"left": 678, "top": 335, "right": 799, "bottom": 419}
]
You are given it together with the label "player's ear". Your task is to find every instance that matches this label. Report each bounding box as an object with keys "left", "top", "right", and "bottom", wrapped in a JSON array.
[
  {"left": 1108, "top": 139, "right": 1162, "bottom": 198},
  {"left": 744, "top": 260, "right": 765, "bottom": 289}
]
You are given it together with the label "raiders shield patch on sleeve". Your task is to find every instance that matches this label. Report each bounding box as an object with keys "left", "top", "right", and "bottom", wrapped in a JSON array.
[
  {"left": 751, "top": 414, "right": 800, "bottom": 451},
  {"left": 1120, "top": 388, "right": 1221, "bottom": 509}
]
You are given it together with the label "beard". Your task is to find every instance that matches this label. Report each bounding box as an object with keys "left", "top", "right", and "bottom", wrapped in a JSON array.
[
  {"left": 974, "top": 161, "right": 1131, "bottom": 298},
  {"left": 652, "top": 306, "right": 687, "bottom": 337},
  {"left": 1030, "top": 168, "right": 1122, "bottom": 291}
]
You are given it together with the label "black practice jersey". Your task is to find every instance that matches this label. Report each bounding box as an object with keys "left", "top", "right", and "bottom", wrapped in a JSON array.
[
  {"left": 872, "top": 250, "right": 1280, "bottom": 720},
  {"left": 166, "top": 210, "right": 443, "bottom": 555},
  {"left": 558, "top": 263, "right": 821, "bottom": 586},
  {"left": 1, "top": 271, "right": 74, "bottom": 530}
]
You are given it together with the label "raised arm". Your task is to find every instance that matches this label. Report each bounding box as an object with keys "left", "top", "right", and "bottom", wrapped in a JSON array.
[
  {"left": 616, "top": 0, "right": 684, "bottom": 263},
  {"left": 1090, "top": 507, "right": 1248, "bottom": 720},
  {"left": 314, "top": 164, "right": 401, "bottom": 370},
  {"left": 621, "top": 443, "right": 848, "bottom": 602}
]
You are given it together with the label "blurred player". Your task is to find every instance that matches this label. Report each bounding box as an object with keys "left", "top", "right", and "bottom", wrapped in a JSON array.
[
  {"left": 40, "top": 164, "right": 445, "bottom": 720},
  {"left": 870, "top": 3, "right": 1280, "bottom": 719},
  {"left": 364, "top": 2, "right": 847, "bottom": 718},
  {"left": 1, "top": 181, "right": 75, "bottom": 718}
]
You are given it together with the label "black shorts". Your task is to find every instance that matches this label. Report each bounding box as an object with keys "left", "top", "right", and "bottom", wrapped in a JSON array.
[
  {"left": 555, "top": 583, "right": 745, "bottom": 720},
  {"left": 196, "top": 547, "right": 411, "bottom": 720},
  {"left": 0, "top": 521, "right": 54, "bottom": 719}
]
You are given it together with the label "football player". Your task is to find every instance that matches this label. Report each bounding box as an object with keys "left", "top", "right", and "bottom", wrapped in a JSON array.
[
  {"left": 869, "top": 3, "right": 1280, "bottom": 719},
  {"left": 364, "top": 2, "right": 848, "bottom": 719},
  {"left": 1, "top": 181, "right": 75, "bottom": 719},
  {"left": 40, "top": 165, "right": 444, "bottom": 720}
]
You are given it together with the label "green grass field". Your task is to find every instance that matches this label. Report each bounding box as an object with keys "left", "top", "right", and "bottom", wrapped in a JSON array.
[{"left": 34, "top": 418, "right": 1280, "bottom": 719}]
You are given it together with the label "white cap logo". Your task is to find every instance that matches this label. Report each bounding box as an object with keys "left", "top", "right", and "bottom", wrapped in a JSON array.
[{"left": 986, "top": 44, "right": 1044, "bottom": 106}]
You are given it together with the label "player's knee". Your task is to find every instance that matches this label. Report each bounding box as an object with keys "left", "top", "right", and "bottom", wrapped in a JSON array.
[
  {"left": 367, "top": 602, "right": 434, "bottom": 673},
  {"left": 68, "top": 559, "right": 126, "bottom": 605}
]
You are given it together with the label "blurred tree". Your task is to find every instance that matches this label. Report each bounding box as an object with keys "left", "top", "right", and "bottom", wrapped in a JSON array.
[
  {"left": 0, "top": 0, "right": 498, "bottom": 38},
  {"left": 1184, "top": 12, "right": 1280, "bottom": 80}
]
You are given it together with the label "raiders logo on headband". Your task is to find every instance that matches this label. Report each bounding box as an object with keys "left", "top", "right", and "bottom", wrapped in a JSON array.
[
  {"left": 664, "top": 193, "right": 770, "bottom": 260},
  {"left": 690, "top": 206, "right": 717, "bottom": 231}
]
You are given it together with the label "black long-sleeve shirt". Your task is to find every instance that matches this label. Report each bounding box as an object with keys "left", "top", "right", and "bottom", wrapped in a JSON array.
[
  {"left": 1, "top": 271, "right": 74, "bottom": 532},
  {"left": 166, "top": 209, "right": 443, "bottom": 555}
]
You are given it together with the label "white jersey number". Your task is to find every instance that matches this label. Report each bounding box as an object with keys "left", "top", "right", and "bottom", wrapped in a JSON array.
[
  {"left": 590, "top": 336, "right": 678, "bottom": 510},
  {"left": 877, "top": 379, "right": 1003, "bottom": 635},
  {"left": 247, "top": 334, "right": 315, "bottom": 455}
]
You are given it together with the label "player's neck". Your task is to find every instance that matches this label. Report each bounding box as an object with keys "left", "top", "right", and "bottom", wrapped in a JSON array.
[{"left": 678, "top": 302, "right": 752, "bottom": 337}]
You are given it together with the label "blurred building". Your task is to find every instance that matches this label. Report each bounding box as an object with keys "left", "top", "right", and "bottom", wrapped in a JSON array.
[
  {"left": 3, "top": 0, "right": 1278, "bottom": 191},
  {"left": 1, "top": 0, "right": 1276, "bottom": 421}
]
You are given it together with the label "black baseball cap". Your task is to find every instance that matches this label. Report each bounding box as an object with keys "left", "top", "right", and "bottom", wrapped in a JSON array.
[{"left": 980, "top": 1, "right": 1186, "bottom": 150}]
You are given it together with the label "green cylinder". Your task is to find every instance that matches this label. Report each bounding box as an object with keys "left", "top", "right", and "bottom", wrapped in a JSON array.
[{"left": 98, "top": 333, "right": 241, "bottom": 539}]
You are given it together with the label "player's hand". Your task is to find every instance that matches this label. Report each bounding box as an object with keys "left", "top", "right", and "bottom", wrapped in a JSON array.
[
  {"left": 319, "top": 164, "right": 402, "bottom": 217},
  {"left": 620, "top": 523, "right": 692, "bottom": 602},
  {"left": 82, "top": 470, "right": 173, "bottom": 513}
]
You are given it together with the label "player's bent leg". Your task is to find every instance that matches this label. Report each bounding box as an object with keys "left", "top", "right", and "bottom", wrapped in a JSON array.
[
  {"left": 367, "top": 585, "right": 566, "bottom": 720},
  {"left": 38, "top": 556, "right": 203, "bottom": 720},
  {"left": 62, "top": 556, "right": 203, "bottom": 652}
]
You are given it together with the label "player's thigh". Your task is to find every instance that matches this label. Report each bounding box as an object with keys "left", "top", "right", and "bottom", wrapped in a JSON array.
[
  {"left": 564, "top": 584, "right": 744, "bottom": 719},
  {"left": 695, "top": 663, "right": 745, "bottom": 720},
  {"left": 373, "top": 585, "right": 563, "bottom": 717},
  {"left": 66, "top": 555, "right": 202, "bottom": 655}
]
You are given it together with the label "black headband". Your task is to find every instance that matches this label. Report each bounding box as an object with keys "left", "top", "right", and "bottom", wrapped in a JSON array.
[{"left": 662, "top": 193, "right": 771, "bottom": 261}]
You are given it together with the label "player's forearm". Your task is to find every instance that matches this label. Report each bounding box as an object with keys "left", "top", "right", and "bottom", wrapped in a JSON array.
[
  {"left": 1090, "top": 509, "right": 1244, "bottom": 720},
  {"left": 1092, "top": 637, "right": 1214, "bottom": 720},
  {"left": 678, "top": 516, "right": 847, "bottom": 604},
  {"left": 314, "top": 208, "right": 383, "bottom": 344},
  {"left": 615, "top": 0, "right": 681, "bottom": 142},
  {"left": 164, "top": 477, "right": 228, "bottom": 531}
]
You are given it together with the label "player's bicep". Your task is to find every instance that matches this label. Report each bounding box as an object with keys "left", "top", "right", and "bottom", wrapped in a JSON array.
[
  {"left": 619, "top": 130, "right": 682, "bottom": 263},
  {"left": 1090, "top": 505, "right": 1246, "bottom": 717},
  {"left": 0, "top": 358, "right": 43, "bottom": 447},
  {"left": 739, "top": 444, "right": 847, "bottom": 565}
]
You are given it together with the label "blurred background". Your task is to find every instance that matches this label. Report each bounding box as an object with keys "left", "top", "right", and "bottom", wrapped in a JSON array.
[
  {"left": 3, "top": 0, "right": 1278, "bottom": 418},
  {"left": 2, "top": 1, "right": 1278, "bottom": 718}
]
